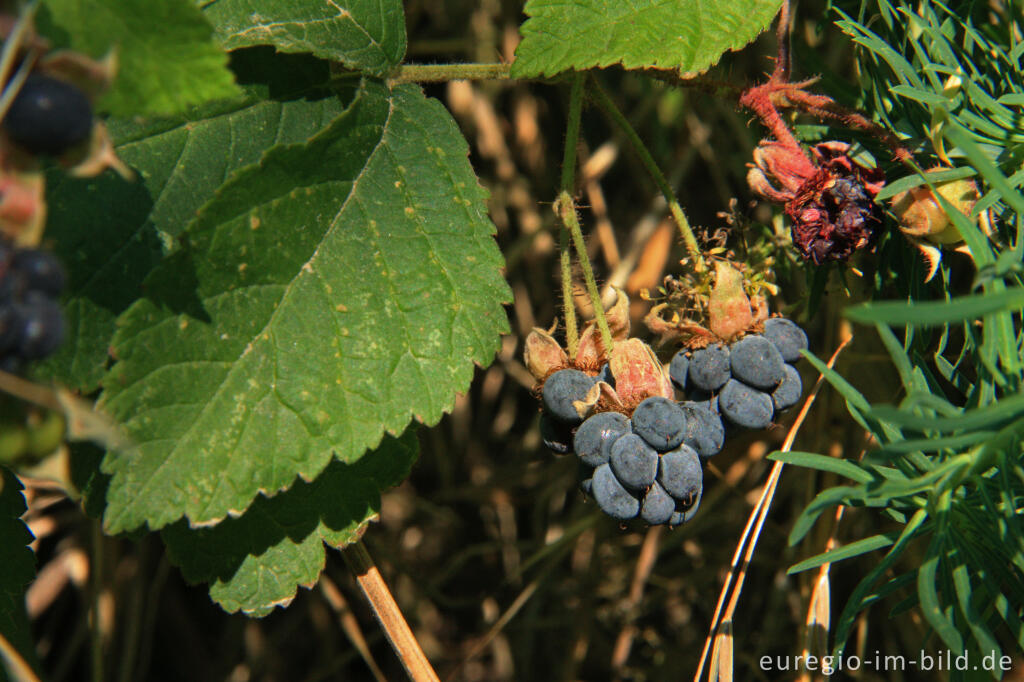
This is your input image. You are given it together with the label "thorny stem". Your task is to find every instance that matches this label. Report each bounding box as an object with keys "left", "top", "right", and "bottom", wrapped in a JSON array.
[
  {"left": 559, "top": 73, "right": 586, "bottom": 358},
  {"left": 588, "top": 76, "right": 706, "bottom": 271},
  {"left": 773, "top": 0, "right": 791, "bottom": 82},
  {"left": 387, "top": 62, "right": 511, "bottom": 84},
  {"left": 742, "top": 1, "right": 912, "bottom": 164},
  {"left": 343, "top": 541, "right": 440, "bottom": 682}
]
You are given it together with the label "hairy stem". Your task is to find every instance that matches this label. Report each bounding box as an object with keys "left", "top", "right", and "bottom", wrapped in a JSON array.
[
  {"left": 559, "top": 73, "right": 586, "bottom": 358},
  {"left": 558, "top": 192, "right": 614, "bottom": 353},
  {"left": 588, "top": 76, "right": 706, "bottom": 271},
  {"left": 773, "top": 0, "right": 791, "bottom": 82},
  {"left": 387, "top": 63, "right": 511, "bottom": 84},
  {"left": 343, "top": 541, "right": 440, "bottom": 682}
]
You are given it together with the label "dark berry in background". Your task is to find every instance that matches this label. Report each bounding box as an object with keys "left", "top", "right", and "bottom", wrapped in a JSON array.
[{"left": 3, "top": 73, "right": 93, "bottom": 156}]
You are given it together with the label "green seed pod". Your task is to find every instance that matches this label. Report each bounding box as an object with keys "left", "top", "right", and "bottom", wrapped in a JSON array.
[
  {"left": 0, "top": 424, "right": 30, "bottom": 464},
  {"left": 26, "top": 410, "right": 67, "bottom": 459}
]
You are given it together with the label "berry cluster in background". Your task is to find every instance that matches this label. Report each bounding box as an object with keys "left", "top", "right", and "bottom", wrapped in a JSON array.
[
  {"left": 0, "top": 239, "right": 65, "bottom": 372},
  {"left": 535, "top": 315, "right": 809, "bottom": 526}
]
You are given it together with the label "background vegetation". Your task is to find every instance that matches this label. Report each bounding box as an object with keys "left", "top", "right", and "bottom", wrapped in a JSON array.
[{"left": 3, "top": 0, "right": 1023, "bottom": 680}]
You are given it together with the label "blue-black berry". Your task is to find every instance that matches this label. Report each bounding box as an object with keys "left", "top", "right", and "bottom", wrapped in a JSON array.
[
  {"left": 3, "top": 74, "right": 93, "bottom": 156},
  {"left": 542, "top": 369, "right": 595, "bottom": 424}
]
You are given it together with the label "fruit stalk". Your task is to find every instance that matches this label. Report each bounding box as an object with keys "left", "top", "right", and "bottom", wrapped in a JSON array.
[
  {"left": 587, "top": 76, "right": 705, "bottom": 271},
  {"left": 557, "top": 191, "right": 615, "bottom": 354},
  {"left": 558, "top": 73, "right": 587, "bottom": 357}
]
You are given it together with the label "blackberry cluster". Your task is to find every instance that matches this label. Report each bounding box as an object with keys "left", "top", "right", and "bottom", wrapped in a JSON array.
[
  {"left": 538, "top": 317, "right": 809, "bottom": 527},
  {"left": 672, "top": 318, "right": 808, "bottom": 430},
  {"left": 0, "top": 240, "right": 66, "bottom": 372},
  {"left": 575, "top": 397, "right": 705, "bottom": 525}
]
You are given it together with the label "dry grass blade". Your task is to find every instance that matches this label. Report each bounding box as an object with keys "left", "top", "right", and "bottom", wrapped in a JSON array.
[
  {"left": 445, "top": 580, "right": 540, "bottom": 682},
  {"left": 611, "top": 525, "right": 664, "bottom": 675},
  {"left": 0, "top": 632, "right": 41, "bottom": 682},
  {"left": 319, "top": 574, "right": 388, "bottom": 682},
  {"left": 693, "top": 336, "right": 853, "bottom": 682}
]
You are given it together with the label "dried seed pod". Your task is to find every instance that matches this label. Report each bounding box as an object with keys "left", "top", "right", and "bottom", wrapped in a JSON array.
[{"left": 891, "top": 174, "right": 979, "bottom": 245}]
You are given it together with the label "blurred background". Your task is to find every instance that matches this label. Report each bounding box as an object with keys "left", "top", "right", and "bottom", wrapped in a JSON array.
[{"left": 18, "top": 1, "right": 1022, "bottom": 680}]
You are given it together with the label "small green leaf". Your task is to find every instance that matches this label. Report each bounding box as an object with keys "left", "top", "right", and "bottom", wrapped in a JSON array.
[
  {"left": 0, "top": 468, "right": 39, "bottom": 678},
  {"left": 832, "top": 510, "right": 928, "bottom": 658},
  {"left": 789, "top": 486, "right": 865, "bottom": 545},
  {"left": 511, "top": 0, "right": 783, "bottom": 78},
  {"left": 767, "top": 451, "right": 875, "bottom": 483},
  {"left": 918, "top": 533, "right": 965, "bottom": 654},
  {"left": 99, "top": 80, "right": 511, "bottom": 533},
  {"left": 874, "top": 167, "right": 977, "bottom": 202},
  {"left": 787, "top": 532, "right": 899, "bottom": 575},
  {"left": 844, "top": 287, "right": 1024, "bottom": 326},
  {"left": 40, "top": 0, "right": 240, "bottom": 116},
  {"left": 162, "top": 431, "right": 416, "bottom": 616},
  {"left": 39, "top": 94, "right": 347, "bottom": 391},
  {"left": 199, "top": 0, "right": 407, "bottom": 75}
]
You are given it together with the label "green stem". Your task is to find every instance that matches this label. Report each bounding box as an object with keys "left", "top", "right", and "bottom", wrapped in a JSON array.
[
  {"left": 560, "top": 230, "right": 579, "bottom": 359},
  {"left": 387, "top": 63, "right": 511, "bottom": 84},
  {"left": 588, "top": 75, "right": 706, "bottom": 272},
  {"left": 558, "top": 192, "right": 614, "bottom": 353},
  {"left": 558, "top": 73, "right": 586, "bottom": 358}
]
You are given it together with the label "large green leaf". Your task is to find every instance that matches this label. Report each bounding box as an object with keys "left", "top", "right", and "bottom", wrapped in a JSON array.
[
  {"left": 40, "top": 0, "right": 240, "bottom": 116},
  {"left": 162, "top": 431, "right": 416, "bottom": 616},
  {"left": 99, "top": 79, "right": 511, "bottom": 533},
  {"left": 199, "top": 0, "right": 406, "bottom": 75},
  {"left": 40, "top": 88, "right": 347, "bottom": 392},
  {"left": 511, "top": 0, "right": 783, "bottom": 78},
  {"left": 0, "top": 469, "right": 38, "bottom": 680}
]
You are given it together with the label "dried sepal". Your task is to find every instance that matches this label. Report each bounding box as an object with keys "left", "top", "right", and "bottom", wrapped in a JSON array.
[
  {"left": 524, "top": 326, "right": 567, "bottom": 382},
  {"left": 65, "top": 122, "right": 134, "bottom": 180},
  {"left": 574, "top": 380, "right": 623, "bottom": 419},
  {"left": 891, "top": 174, "right": 978, "bottom": 245},
  {"left": 574, "top": 287, "right": 631, "bottom": 367},
  {"left": 609, "top": 338, "right": 673, "bottom": 408},
  {"left": 707, "top": 261, "right": 752, "bottom": 341},
  {"left": 38, "top": 48, "right": 118, "bottom": 99},
  {"left": 0, "top": 166, "right": 46, "bottom": 245}
]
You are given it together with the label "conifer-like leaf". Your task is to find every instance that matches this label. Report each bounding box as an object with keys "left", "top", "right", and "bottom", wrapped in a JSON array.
[
  {"left": 162, "top": 431, "right": 416, "bottom": 616},
  {"left": 40, "top": 0, "right": 240, "bottom": 116},
  {"left": 512, "top": 0, "right": 783, "bottom": 78},
  {"left": 200, "top": 0, "right": 407, "bottom": 75},
  {"left": 99, "top": 80, "right": 510, "bottom": 533}
]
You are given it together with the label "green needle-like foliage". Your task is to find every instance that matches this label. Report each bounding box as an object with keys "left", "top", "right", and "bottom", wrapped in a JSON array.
[{"left": 779, "top": 0, "right": 1024, "bottom": 667}]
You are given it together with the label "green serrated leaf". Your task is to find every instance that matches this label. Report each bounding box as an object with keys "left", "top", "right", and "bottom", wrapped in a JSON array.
[
  {"left": 511, "top": 0, "right": 783, "bottom": 78},
  {"left": 0, "top": 468, "right": 39, "bottom": 679},
  {"left": 199, "top": 0, "right": 406, "bottom": 75},
  {"left": 38, "top": 93, "right": 347, "bottom": 392},
  {"left": 40, "top": 0, "right": 240, "bottom": 116},
  {"left": 99, "top": 80, "right": 511, "bottom": 533},
  {"left": 162, "top": 430, "right": 415, "bottom": 616}
]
